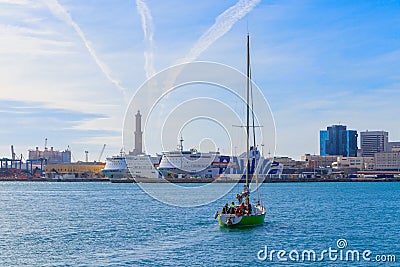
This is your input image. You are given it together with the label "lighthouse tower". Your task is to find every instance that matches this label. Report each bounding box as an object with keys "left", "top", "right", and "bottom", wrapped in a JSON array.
[{"left": 132, "top": 110, "right": 143, "bottom": 155}]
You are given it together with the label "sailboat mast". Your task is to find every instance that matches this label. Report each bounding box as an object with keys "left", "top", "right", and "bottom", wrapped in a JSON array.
[
  {"left": 250, "top": 49, "right": 260, "bottom": 202},
  {"left": 246, "top": 34, "right": 250, "bottom": 189}
]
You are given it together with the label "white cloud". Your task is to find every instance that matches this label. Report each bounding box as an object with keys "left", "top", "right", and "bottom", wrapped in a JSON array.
[
  {"left": 0, "top": 24, "right": 75, "bottom": 55},
  {"left": 0, "top": 0, "right": 42, "bottom": 7}
]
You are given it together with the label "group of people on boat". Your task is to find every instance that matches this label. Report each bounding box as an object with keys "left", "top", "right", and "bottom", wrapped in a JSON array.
[
  {"left": 220, "top": 185, "right": 253, "bottom": 217},
  {"left": 221, "top": 201, "right": 252, "bottom": 217}
]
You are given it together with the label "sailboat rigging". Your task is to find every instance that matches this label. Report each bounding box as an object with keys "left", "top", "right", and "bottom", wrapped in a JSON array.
[{"left": 215, "top": 34, "right": 266, "bottom": 227}]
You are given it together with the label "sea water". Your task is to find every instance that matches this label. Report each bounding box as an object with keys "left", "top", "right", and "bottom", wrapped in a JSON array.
[{"left": 0, "top": 182, "right": 399, "bottom": 266}]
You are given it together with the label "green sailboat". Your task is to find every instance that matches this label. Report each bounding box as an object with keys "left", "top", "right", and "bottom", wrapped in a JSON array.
[{"left": 216, "top": 34, "right": 266, "bottom": 227}]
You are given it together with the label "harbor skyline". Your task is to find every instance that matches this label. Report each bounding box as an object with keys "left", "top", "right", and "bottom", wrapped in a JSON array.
[{"left": 0, "top": 1, "right": 399, "bottom": 160}]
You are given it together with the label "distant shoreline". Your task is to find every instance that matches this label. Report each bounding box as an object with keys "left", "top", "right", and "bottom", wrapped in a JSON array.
[
  {"left": 0, "top": 178, "right": 109, "bottom": 182},
  {"left": 1, "top": 177, "right": 400, "bottom": 183}
]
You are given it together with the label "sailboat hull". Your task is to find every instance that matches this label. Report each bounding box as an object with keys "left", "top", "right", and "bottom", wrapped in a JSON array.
[{"left": 217, "top": 213, "right": 265, "bottom": 227}]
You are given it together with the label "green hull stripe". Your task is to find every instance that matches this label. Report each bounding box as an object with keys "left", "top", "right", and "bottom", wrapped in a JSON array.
[{"left": 217, "top": 214, "right": 265, "bottom": 227}]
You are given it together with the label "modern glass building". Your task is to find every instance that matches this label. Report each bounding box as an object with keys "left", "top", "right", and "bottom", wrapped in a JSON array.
[
  {"left": 320, "top": 125, "right": 358, "bottom": 157},
  {"left": 346, "top": 130, "right": 358, "bottom": 157},
  {"left": 320, "top": 130, "right": 328, "bottom": 156}
]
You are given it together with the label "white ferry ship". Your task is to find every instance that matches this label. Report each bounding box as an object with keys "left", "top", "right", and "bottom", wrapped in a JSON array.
[
  {"left": 157, "top": 139, "right": 230, "bottom": 178},
  {"left": 102, "top": 152, "right": 161, "bottom": 182},
  {"left": 102, "top": 153, "right": 131, "bottom": 182},
  {"left": 125, "top": 154, "right": 161, "bottom": 179}
]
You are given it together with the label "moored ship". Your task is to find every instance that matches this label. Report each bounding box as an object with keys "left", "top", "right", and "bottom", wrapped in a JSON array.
[
  {"left": 102, "top": 152, "right": 132, "bottom": 182},
  {"left": 102, "top": 152, "right": 162, "bottom": 182},
  {"left": 157, "top": 138, "right": 230, "bottom": 179},
  {"left": 125, "top": 154, "right": 161, "bottom": 179}
]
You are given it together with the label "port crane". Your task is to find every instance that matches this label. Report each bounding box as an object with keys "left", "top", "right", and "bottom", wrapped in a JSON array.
[{"left": 98, "top": 144, "right": 106, "bottom": 162}]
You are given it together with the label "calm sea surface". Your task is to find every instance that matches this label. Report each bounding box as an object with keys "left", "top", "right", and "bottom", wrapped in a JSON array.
[{"left": 0, "top": 182, "right": 399, "bottom": 266}]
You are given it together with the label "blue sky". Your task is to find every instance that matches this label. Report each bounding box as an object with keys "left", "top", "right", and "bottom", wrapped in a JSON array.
[{"left": 0, "top": 0, "right": 399, "bottom": 160}]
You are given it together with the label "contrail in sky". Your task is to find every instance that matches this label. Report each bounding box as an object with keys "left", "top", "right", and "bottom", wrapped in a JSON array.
[
  {"left": 42, "top": 0, "right": 128, "bottom": 97},
  {"left": 163, "top": 0, "right": 260, "bottom": 91},
  {"left": 136, "top": 0, "right": 156, "bottom": 79},
  {"left": 180, "top": 0, "right": 261, "bottom": 64}
]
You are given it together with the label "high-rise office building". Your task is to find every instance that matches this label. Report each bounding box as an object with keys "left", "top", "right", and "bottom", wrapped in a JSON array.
[
  {"left": 320, "top": 130, "right": 328, "bottom": 156},
  {"left": 360, "top": 130, "right": 388, "bottom": 157},
  {"left": 346, "top": 130, "right": 358, "bottom": 157},
  {"left": 320, "top": 125, "right": 358, "bottom": 157}
]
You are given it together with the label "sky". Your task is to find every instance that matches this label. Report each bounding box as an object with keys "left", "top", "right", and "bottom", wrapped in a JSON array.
[{"left": 0, "top": 0, "right": 399, "bottom": 161}]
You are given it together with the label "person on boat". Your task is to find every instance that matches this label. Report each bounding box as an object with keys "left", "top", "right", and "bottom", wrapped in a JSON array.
[
  {"left": 222, "top": 203, "right": 229, "bottom": 214},
  {"left": 234, "top": 206, "right": 241, "bottom": 216},
  {"left": 235, "top": 202, "right": 246, "bottom": 217},
  {"left": 246, "top": 203, "right": 252, "bottom": 215},
  {"left": 229, "top": 202, "right": 235, "bottom": 214},
  {"left": 255, "top": 200, "right": 265, "bottom": 214},
  {"left": 236, "top": 193, "right": 243, "bottom": 203},
  {"left": 242, "top": 185, "right": 250, "bottom": 198}
]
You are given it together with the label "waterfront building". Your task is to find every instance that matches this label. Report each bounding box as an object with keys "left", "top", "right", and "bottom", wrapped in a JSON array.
[
  {"left": 374, "top": 152, "right": 400, "bottom": 171},
  {"left": 320, "top": 125, "right": 357, "bottom": 157},
  {"left": 333, "top": 156, "right": 374, "bottom": 171},
  {"left": 46, "top": 162, "right": 105, "bottom": 178},
  {"left": 388, "top": 141, "right": 400, "bottom": 152},
  {"left": 301, "top": 154, "right": 338, "bottom": 168},
  {"left": 360, "top": 130, "right": 389, "bottom": 157},
  {"left": 273, "top": 156, "right": 305, "bottom": 169},
  {"left": 28, "top": 147, "right": 71, "bottom": 164}
]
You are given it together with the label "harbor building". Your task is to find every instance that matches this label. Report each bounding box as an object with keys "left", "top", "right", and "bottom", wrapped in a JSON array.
[
  {"left": 29, "top": 147, "right": 71, "bottom": 164},
  {"left": 301, "top": 154, "right": 338, "bottom": 168},
  {"left": 374, "top": 152, "right": 400, "bottom": 171},
  {"left": 273, "top": 156, "right": 306, "bottom": 169},
  {"left": 46, "top": 162, "right": 105, "bottom": 178},
  {"left": 360, "top": 130, "right": 389, "bottom": 157},
  {"left": 388, "top": 141, "right": 400, "bottom": 152},
  {"left": 320, "top": 125, "right": 358, "bottom": 157},
  {"left": 333, "top": 156, "right": 375, "bottom": 171}
]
